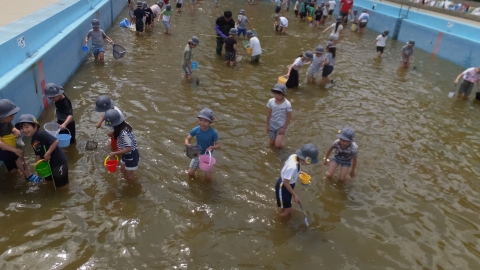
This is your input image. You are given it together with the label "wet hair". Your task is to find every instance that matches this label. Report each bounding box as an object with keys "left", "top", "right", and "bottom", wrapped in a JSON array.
[
  {"left": 113, "top": 121, "right": 133, "bottom": 139},
  {"left": 334, "top": 21, "right": 341, "bottom": 32},
  {"left": 328, "top": 47, "right": 336, "bottom": 58},
  {"left": 224, "top": 11, "right": 232, "bottom": 18}
]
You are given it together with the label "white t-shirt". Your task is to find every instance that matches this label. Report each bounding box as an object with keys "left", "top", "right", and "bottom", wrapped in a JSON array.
[
  {"left": 249, "top": 37, "right": 262, "bottom": 56},
  {"left": 359, "top": 12, "right": 369, "bottom": 23},
  {"left": 267, "top": 98, "right": 292, "bottom": 129},
  {"left": 280, "top": 154, "right": 301, "bottom": 185},
  {"left": 279, "top": 17, "right": 288, "bottom": 27},
  {"left": 330, "top": 23, "right": 343, "bottom": 38},
  {"left": 151, "top": 5, "right": 162, "bottom": 15},
  {"left": 463, "top": 68, "right": 480, "bottom": 82},
  {"left": 376, "top": 35, "right": 388, "bottom": 47},
  {"left": 323, "top": 6, "right": 328, "bottom": 16},
  {"left": 328, "top": 0, "right": 336, "bottom": 10},
  {"left": 292, "top": 57, "right": 306, "bottom": 70},
  {"left": 294, "top": 1, "right": 299, "bottom": 10}
]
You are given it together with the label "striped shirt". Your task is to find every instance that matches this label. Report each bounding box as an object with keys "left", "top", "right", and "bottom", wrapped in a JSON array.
[{"left": 118, "top": 128, "right": 138, "bottom": 152}]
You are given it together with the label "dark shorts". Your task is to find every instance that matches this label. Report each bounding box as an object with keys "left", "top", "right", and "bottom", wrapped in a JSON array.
[
  {"left": 122, "top": 148, "right": 140, "bottom": 170},
  {"left": 328, "top": 10, "right": 334, "bottom": 15},
  {"left": 322, "top": 65, "right": 334, "bottom": 77},
  {"left": 300, "top": 12, "right": 306, "bottom": 18},
  {"left": 0, "top": 149, "right": 20, "bottom": 172},
  {"left": 237, "top": 28, "right": 247, "bottom": 37},
  {"left": 145, "top": 18, "right": 152, "bottom": 25},
  {"left": 340, "top": 11, "right": 349, "bottom": 17},
  {"left": 176, "top": 3, "right": 182, "bottom": 8},
  {"left": 275, "top": 178, "right": 295, "bottom": 208},
  {"left": 315, "top": 15, "right": 321, "bottom": 21},
  {"left": 250, "top": 54, "right": 260, "bottom": 63},
  {"left": 359, "top": 22, "right": 367, "bottom": 28},
  {"left": 275, "top": 6, "right": 281, "bottom": 13},
  {"left": 225, "top": 51, "right": 236, "bottom": 61},
  {"left": 377, "top": 46, "right": 385, "bottom": 53},
  {"left": 45, "top": 161, "right": 69, "bottom": 187},
  {"left": 295, "top": 10, "right": 299, "bottom": 15},
  {"left": 135, "top": 20, "right": 144, "bottom": 32},
  {"left": 458, "top": 80, "right": 474, "bottom": 96}
]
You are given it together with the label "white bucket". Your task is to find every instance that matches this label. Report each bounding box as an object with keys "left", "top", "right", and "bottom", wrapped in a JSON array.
[{"left": 44, "top": 122, "right": 60, "bottom": 137}]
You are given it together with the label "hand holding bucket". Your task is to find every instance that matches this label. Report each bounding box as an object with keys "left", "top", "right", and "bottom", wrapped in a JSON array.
[
  {"left": 199, "top": 151, "right": 216, "bottom": 171},
  {"left": 104, "top": 155, "right": 119, "bottom": 173}
]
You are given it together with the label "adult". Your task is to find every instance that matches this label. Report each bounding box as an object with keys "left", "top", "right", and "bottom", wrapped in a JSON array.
[
  {"left": 339, "top": 0, "right": 353, "bottom": 24},
  {"left": 215, "top": 11, "right": 235, "bottom": 55}
]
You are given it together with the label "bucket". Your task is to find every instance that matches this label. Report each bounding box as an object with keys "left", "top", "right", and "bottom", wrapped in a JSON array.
[
  {"left": 44, "top": 122, "right": 61, "bottom": 137},
  {"left": 299, "top": 172, "right": 311, "bottom": 185},
  {"left": 82, "top": 45, "right": 89, "bottom": 52},
  {"left": 278, "top": 76, "right": 287, "bottom": 85},
  {"left": 120, "top": 18, "right": 130, "bottom": 28},
  {"left": 191, "top": 61, "right": 198, "bottom": 70},
  {"left": 35, "top": 159, "right": 52, "bottom": 178},
  {"left": 56, "top": 129, "right": 71, "bottom": 148},
  {"left": 307, "top": 16, "right": 313, "bottom": 22},
  {"left": 198, "top": 151, "right": 216, "bottom": 171},
  {"left": 246, "top": 47, "right": 253, "bottom": 55},
  {"left": 111, "top": 137, "right": 118, "bottom": 151},
  {"left": 104, "top": 155, "right": 119, "bottom": 173},
  {"left": 1, "top": 134, "right": 16, "bottom": 148},
  {"left": 351, "top": 23, "right": 357, "bottom": 31}
]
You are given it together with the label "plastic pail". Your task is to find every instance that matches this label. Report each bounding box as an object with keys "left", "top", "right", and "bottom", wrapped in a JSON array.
[
  {"left": 307, "top": 16, "right": 313, "bottom": 22},
  {"left": 35, "top": 160, "right": 52, "bottom": 178},
  {"left": 56, "top": 129, "right": 71, "bottom": 148},
  {"left": 278, "top": 76, "right": 287, "bottom": 85},
  {"left": 299, "top": 172, "right": 311, "bottom": 185},
  {"left": 191, "top": 61, "right": 198, "bottom": 70},
  {"left": 351, "top": 24, "right": 357, "bottom": 31},
  {"left": 104, "top": 155, "right": 119, "bottom": 173},
  {"left": 198, "top": 151, "right": 216, "bottom": 171},
  {"left": 44, "top": 122, "right": 61, "bottom": 137},
  {"left": 246, "top": 47, "right": 253, "bottom": 54},
  {"left": 82, "top": 45, "right": 89, "bottom": 52},
  {"left": 120, "top": 18, "right": 130, "bottom": 28},
  {"left": 1, "top": 134, "right": 16, "bottom": 147}
]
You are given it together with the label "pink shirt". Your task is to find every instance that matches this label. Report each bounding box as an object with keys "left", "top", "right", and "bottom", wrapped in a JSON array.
[
  {"left": 150, "top": 4, "right": 162, "bottom": 15},
  {"left": 463, "top": 68, "right": 480, "bottom": 82}
]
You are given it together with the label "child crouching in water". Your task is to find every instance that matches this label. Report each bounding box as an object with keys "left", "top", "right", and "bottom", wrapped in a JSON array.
[
  {"left": 266, "top": 84, "right": 292, "bottom": 148},
  {"left": 95, "top": 95, "right": 125, "bottom": 151},
  {"left": 105, "top": 109, "right": 139, "bottom": 180},
  {"left": 323, "top": 127, "right": 358, "bottom": 181},
  {"left": 17, "top": 114, "right": 69, "bottom": 187},
  {"left": 184, "top": 108, "right": 220, "bottom": 180},
  {"left": 275, "top": 143, "right": 319, "bottom": 217},
  {"left": 285, "top": 51, "right": 313, "bottom": 88}
]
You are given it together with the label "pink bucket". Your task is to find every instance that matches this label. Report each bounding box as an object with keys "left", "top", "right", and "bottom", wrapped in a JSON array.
[{"left": 198, "top": 151, "right": 216, "bottom": 171}]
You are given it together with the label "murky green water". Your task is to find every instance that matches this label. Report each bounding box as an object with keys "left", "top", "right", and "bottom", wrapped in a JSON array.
[{"left": 1, "top": 1, "right": 480, "bottom": 269}]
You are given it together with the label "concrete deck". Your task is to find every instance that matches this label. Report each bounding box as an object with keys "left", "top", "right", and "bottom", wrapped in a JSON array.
[{"left": 0, "top": 0, "right": 59, "bottom": 28}]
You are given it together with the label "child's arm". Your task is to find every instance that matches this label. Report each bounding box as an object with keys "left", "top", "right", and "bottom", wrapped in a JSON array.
[
  {"left": 105, "top": 34, "right": 114, "bottom": 44},
  {"left": 109, "top": 146, "right": 132, "bottom": 158},
  {"left": 12, "top": 127, "right": 21, "bottom": 138},
  {"left": 350, "top": 156, "right": 357, "bottom": 178},
  {"left": 322, "top": 24, "right": 333, "bottom": 33},
  {"left": 96, "top": 115, "right": 105, "bottom": 129},
  {"left": 266, "top": 108, "right": 272, "bottom": 133},
  {"left": 206, "top": 141, "right": 220, "bottom": 152},
  {"left": 280, "top": 111, "right": 291, "bottom": 134},
  {"left": 85, "top": 35, "right": 90, "bottom": 45},
  {"left": 454, "top": 72, "right": 464, "bottom": 84},
  {"left": 44, "top": 140, "right": 59, "bottom": 161},
  {"left": 185, "top": 134, "right": 193, "bottom": 146},
  {"left": 323, "top": 147, "right": 334, "bottom": 165},
  {"left": 283, "top": 179, "right": 300, "bottom": 203},
  {"left": 285, "top": 63, "right": 296, "bottom": 77},
  {"left": 60, "top": 115, "right": 74, "bottom": 130},
  {"left": 373, "top": 37, "right": 378, "bottom": 47}
]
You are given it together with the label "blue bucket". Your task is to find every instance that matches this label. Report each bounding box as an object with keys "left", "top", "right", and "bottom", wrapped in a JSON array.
[
  {"left": 120, "top": 18, "right": 130, "bottom": 28},
  {"left": 191, "top": 61, "right": 198, "bottom": 70},
  {"left": 56, "top": 129, "right": 71, "bottom": 148},
  {"left": 82, "top": 45, "right": 88, "bottom": 52}
]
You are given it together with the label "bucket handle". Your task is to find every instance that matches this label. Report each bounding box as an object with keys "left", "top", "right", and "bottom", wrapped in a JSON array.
[
  {"left": 206, "top": 150, "right": 212, "bottom": 165},
  {"left": 34, "top": 159, "right": 47, "bottom": 169},
  {"left": 58, "top": 128, "right": 71, "bottom": 135},
  {"left": 104, "top": 155, "right": 119, "bottom": 166}
]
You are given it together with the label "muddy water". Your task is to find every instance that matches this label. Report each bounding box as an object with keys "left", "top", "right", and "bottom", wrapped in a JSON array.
[{"left": 1, "top": 1, "right": 480, "bottom": 269}]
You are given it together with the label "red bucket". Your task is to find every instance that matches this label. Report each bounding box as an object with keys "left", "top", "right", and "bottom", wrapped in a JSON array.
[{"left": 104, "top": 155, "right": 119, "bottom": 173}]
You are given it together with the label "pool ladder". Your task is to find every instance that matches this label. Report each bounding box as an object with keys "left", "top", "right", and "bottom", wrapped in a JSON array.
[{"left": 392, "top": 2, "right": 412, "bottom": 40}]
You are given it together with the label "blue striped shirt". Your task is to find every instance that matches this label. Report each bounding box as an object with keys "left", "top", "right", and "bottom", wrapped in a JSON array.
[{"left": 118, "top": 128, "right": 138, "bottom": 152}]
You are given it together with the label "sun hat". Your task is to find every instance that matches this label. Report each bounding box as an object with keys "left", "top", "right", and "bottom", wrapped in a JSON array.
[
  {"left": 92, "top": 19, "right": 100, "bottom": 27},
  {"left": 337, "top": 127, "right": 355, "bottom": 141},
  {"left": 229, "top": 28, "right": 237, "bottom": 35},
  {"left": 104, "top": 109, "right": 125, "bottom": 127},
  {"left": 44, "top": 83, "right": 64, "bottom": 98},
  {"left": 95, "top": 95, "right": 115, "bottom": 112},
  {"left": 408, "top": 40, "right": 415, "bottom": 46},
  {"left": 136, "top": 1, "right": 142, "bottom": 7},
  {"left": 362, "top": 8, "right": 368, "bottom": 12},
  {"left": 353, "top": 9, "right": 358, "bottom": 14},
  {"left": 382, "top": 30, "right": 390, "bottom": 36},
  {"left": 240, "top": 9, "right": 245, "bottom": 14},
  {"left": 142, "top": 1, "right": 147, "bottom": 8},
  {"left": 197, "top": 108, "right": 215, "bottom": 122},
  {"left": 15, "top": 114, "right": 39, "bottom": 129},
  {"left": 189, "top": 36, "right": 200, "bottom": 45},
  {"left": 303, "top": 51, "right": 314, "bottom": 60},
  {"left": 271, "top": 84, "right": 287, "bottom": 95},
  {"left": 246, "top": 30, "right": 254, "bottom": 37},
  {"left": 296, "top": 143, "right": 319, "bottom": 164},
  {"left": 336, "top": 17, "right": 342, "bottom": 22},
  {"left": 0, "top": 99, "right": 20, "bottom": 118},
  {"left": 166, "top": 4, "right": 171, "bottom": 10},
  {"left": 315, "top": 46, "right": 325, "bottom": 53},
  {"left": 327, "top": 41, "right": 335, "bottom": 48}
]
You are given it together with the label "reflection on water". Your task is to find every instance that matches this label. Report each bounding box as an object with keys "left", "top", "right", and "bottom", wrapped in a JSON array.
[{"left": 1, "top": 1, "right": 480, "bottom": 268}]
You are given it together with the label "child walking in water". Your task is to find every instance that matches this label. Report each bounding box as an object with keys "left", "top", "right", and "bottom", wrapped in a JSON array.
[
  {"left": 44, "top": 83, "right": 76, "bottom": 144},
  {"left": 223, "top": 28, "right": 238, "bottom": 66},
  {"left": 275, "top": 143, "right": 319, "bottom": 217},
  {"left": 321, "top": 42, "right": 336, "bottom": 84},
  {"left": 306, "top": 46, "right": 325, "bottom": 83},
  {"left": 105, "top": 109, "right": 139, "bottom": 180},
  {"left": 373, "top": 30, "right": 389, "bottom": 58},
  {"left": 323, "top": 17, "right": 343, "bottom": 45},
  {"left": 351, "top": 10, "right": 359, "bottom": 31},
  {"left": 182, "top": 36, "right": 200, "bottom": 81},
  {"left": 285, "top": 51, "right": 313, "bottom": 88},
  {"left": 237, "top": 9, "right": 252, "bottom": 39},
  {"left": 266, "top": 84, "right": 292, "bottom": 148},
  {"left": 134, "top": 1, "right": 145, "bottom": 33},
  {"left": 184, "top": 108, "right": 220, "bottom": 181},
  {"left": 400, "top": 40, "right": 415, "bottom": 68},
  {"left": 324, "top": 127, "right": 358, "bottom": 181},
  {"left": 161, "top": 4, "right": 173, "bottom": 34},
  {"left": 85, "top": 19, "right": 114, "bottom": 62},
  {"left": 454, "top": 66, "right": 480, "bottom": 99}
]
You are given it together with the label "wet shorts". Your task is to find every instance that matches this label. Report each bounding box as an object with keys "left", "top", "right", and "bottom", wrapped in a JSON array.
[
  {"left": 340, "top": 11, "right": 349, "bottom": 17},
  {"left": 269, "top": 126, "right": 287, "bottom": 141},
  {"left": 300, "top": 12, "right": 306, "bottom": 18},
  {"left": 322, "top": 65, "right": 334, "bottom": 77},
  {"left": 225, "top": 51, "right": 236, "bottom": 62},
  {"left": 306, "top": 66, "right": 321, "bottom": 78},
  {"left": 189, "top": 152, "right": 214, "bottom": 169},
  {"left": 176, "top": 3, "right": 182, "bottom": 8},
  {"left": 315, "top": 15, "right": 322, "bottom": 21},
  {"left": 183, "top": 65, "right": 192, "bottom": 75},
  {"left": 333, "top": 156, "right": 352, "bottom": 167},
  {"left": 121, "top": 148, "right": 140, "bottom": 170},
  {"left": 376, "top": 46, "right": 385, "bottom": 53},
  {"left": 237, "top": 28, "right": 247, "bottom": 37},
  {"left": 162, "top": 21, "right": 170, "bottom": 29},
  {"left": 275, "top": 6, "right": 281, "bottom": 13},
  {"left": 295, "top": 10, "right": 299, "bottom": 16},
  {"left": 250, "top": 54, "right": 260, "bottom": 63},
  {"left": 92, "top": 45, "right": 105, "bottom": 56},
  {"left": 0, "top": 149, "right": 20, "bottom": 172},
  {"left": 275, "top": 178, "right": 295, "bottom": 208},
  {"left": 359, "top": 22, "right": 367, "bottom": 28},
  {"left": 458, "top": 80, "right": 474, "bottom": 96},
  {"left": 329, "top": 35, "right": 339, "bottom": 41},
  {"left": 328, "top": 10, "right": 334, "bottom": 15},
  {"left": 136, "top": 20, "right": 144, "bottom": 32},
  {"left": 45, "top": 161, "right": 69, "bottom": 187}
]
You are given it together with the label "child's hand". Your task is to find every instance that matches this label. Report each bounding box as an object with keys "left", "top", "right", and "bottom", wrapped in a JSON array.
[
  {"left": 44, "top": 152, "right": 51, "bottom": 161},
  {"left": 95, "top": 122, "right": 102, "bottom": 129},
  {"left": 59, "top": 124, "right": 67, "bottom": 130},
  {"left": 285, "top": 74, "right": 289, "bottom": 78},
  {"left": 279, "top": 127, "right": 286, "bottom": 135},
  {"left": 293, "top": 194, "right": 300, "bottom": 204},
  {"left": 323, "top": 158, "right": 328, "bottom": 166},
  {"left": 350, "top": 170, "right": 355, "bottom": 178},
  {"left": 14, "top": 149, "right": 23, "bottom": 157},
  {"left": 12, "top": 129, "right": 21, "bottom": 138},
  {"left": 108, "top": 152, "right": 116, "bottom": 159}
]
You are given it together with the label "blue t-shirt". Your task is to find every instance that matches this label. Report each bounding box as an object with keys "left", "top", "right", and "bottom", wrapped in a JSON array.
[{"left": 189, "top": 126, "right": 219, "bottom": 155}]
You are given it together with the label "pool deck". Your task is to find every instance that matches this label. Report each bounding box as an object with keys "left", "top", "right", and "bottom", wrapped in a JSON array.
[{"left": 0, "top": 0, "right": 58, "bottom": 28}]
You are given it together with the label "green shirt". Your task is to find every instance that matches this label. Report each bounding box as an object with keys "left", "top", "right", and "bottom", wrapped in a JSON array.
[
  {"left": 182, "top": 44, "right": 193, "bottom": 67},
  {"left": 308, "top": 6, "right": 315, "bottom": 17}
]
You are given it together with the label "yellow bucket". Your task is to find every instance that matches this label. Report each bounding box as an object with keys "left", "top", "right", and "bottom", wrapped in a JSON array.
[
  {"left": 299, "top": 172, "right": 311, "bottom": 185},
  {"left": 246, "top": 47, "right": 253, "bottom": 55},
  {"left": 307, "top": 16, "right": 313, "bottom": 22},
  {"left": 351, "top": 24, "right": 358, "bottom": 31},
  {"left": 1, "top": 134, "right": 16, "bottom": 147},
  {"left": 278, "top": 76, "right": 287, "bottom": 85}
]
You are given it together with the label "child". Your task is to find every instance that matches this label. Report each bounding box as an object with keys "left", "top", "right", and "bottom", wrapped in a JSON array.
[
  {"left": 176, "top": 0, "right": 183, "bottom": 11},
  {"left": 306, "top": 46, "right": 325, "bottom": 83},
  {"left": 133, "top": 1, "right": 146, "bottom": 33},
  {"left": 223, "top": 28, "right": 238, "bottom": 67},
  {"left": 313, "top": 6, "right": 322, "bottom": 27},
  {"left": 275, "top": 143, "right": 319, "bottom": 217},
  {"left": 85, "top": 19, "right": 114, "bottom": 62},
  {"left": 274, "top": 14, "right": 288, "bottom": 34},
  {"left": 294, "top": 0, "right": 300, "bottom": 19},
  {"left": 246, "top": 30, "right": 261, "bottom": 63},
  {"left": 237, "top": 9, "right": 252, "bottom": 39},
  {"left": 105, "top": 109, "right": 139, "bottom": 180},
  {"left": 357, "top": 9, "right": 369, "bottom": 33},
  {"left": 350, "top": 10, "right": 359, "bottom": 31},
  {"left": 184, "top": 108, "right": 220, "bottom": 180},
  {"left": 94, "top": 95, "right": 125, "bottom": 151},
  {"left": 307, "top": 3, "right": 316, "bottom": 23},
  {"left": 373, "top": 30, "right": 389, "bottom": 58},
  {"left": 0, "top": 100, "right": 41, "bottom": 183},
  {"left": 400, "top": 40, "right": 415, "bottom": 68},
  {"left": 321, "top": 42, "right": 336, "bottom": 84},
  {"left": 150, "top": 2, "right": 163, "bottom": 27},
  {"left": 322, "top": 3, "right": 329, "bottom": 21},
  {"left": 285, "top": 51, "right": 313, "bottom": 88},
  {"left": 299, "top": 0, "right": 306, "bottom": 21},
  {"left": 322, "top": 17, "right": 343, "bottom": 45},
  {"left": 44, "top": 83, "right": 76, "bottom": 144},
  {"left": 190, "top": 0, "right": 196, "bottom": 10},
  {"left": 144, "top": 2, "right": 153, "bottom": 31},
  {"left": 328, "top": 0, "right": 336, "bottom": 16},
  {"left": 182, "top": 36, "right": 200, "bottom": 81},
  {"left": 266, "top": 84, "right": 292, "bottom": 148},
  {"left": 323, "top": 127, "right": 358, "bottom": 181},
  {"left": 128, "top": 0, "right": 137, "bottom": 25},
  {"left": 454, "top": 66, "right": 480, "bottom": 99},
  {"left": 161, "top": 4, "right": 173, "bottom": 34},
  {"left": 17, "top": 114, "right": 68, "bottom": 187}
]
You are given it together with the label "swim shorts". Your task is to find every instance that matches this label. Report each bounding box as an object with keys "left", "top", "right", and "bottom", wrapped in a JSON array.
[
  {"left": 162, "top": 21, "right": 170, "bottom": 29},
  {"left": 376, "top": 46, "right": 385, "bottom": 53},
  {"left": 92, "top": 45, "right": 105, "bottom": 56},
  {"left": 237, "top": 28, "right": 247, "bottom": 37},
  {"left": 275, "top": 178, "right": 295, "bottom": 208},
  {"left": 269, "top": 126, "right": 287, "bottom": 141},
  {"left": 322, "top": 65, "right": 334, "bottom": 77},
  {"left": 225, "top": 51, "right": 236, "bottom": 62},
  {"left": 458, "top": 80, "right": 474, "bottom": 96},
  {"left": 121, "top": 148, "right": 140, "bottom": 170}
]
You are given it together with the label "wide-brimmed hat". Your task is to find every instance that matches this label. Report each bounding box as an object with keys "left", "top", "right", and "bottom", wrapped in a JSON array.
[
  {"left": 315, "top": 46, "right": 325, "bottom": 53},
  {"left": 382, "top": 30, "right": 390, "bottom": 36},
  {"left": 166, "top": 4, "right": 171, "bottom": 10},
  {"left": 92, "top": 19, "right": 100, "bottom": 27},
  {"left": 104, "top": 109, "right": 125, "bottom": 127},
  {"left": 303, "top": 51, "right": 314, "bottom": 60},
  {"left": 327, "top": 41, "right": 335, "bottom": 48},
  {"left": 142, "top": 1, "right": 147, "bottom": 8},
  {"left": 407, "top": 40, "right": 415, "bottom": 46},
  {"left": 271, "top": 84, "right": 287, "bottom": 95},
  {"left": 246, "top": 30, "right": 254, "bottom": 37},
  {"left": 353, "top": 9, "right": 358, "bottom": 14},
  {"left": 197, "top": 108, "right": 215, "bottom": 122},
  {"left": 336, "top": 17, "right": 342, "bottom": 22},
  {"left": 95, "top": 95, "right": 115, "bottom": 112},
  {"left": 44, "top": 83, "right": 64, "bottom": 98},
  {"left": 15, "top": 114, "right": 39, "bottom": 129},
  {"left": 229, "top": 28, "right": 237, "bottom": 35},
  {"left": 296, "top": 143, "right": 319, "bottom": 164},
  {"left": 0, "top": 99, "right": 20, "bottom": 118},
  {"left": 189, "top": 36, "right": 200, "bottom": 45},
  {"left": 239, "top": 9, "right": 245, "bottom": 14},
  {"left": 337, "top": 127, "right": 355, "bottom": 141},
  {"left": 136, "top": 1, "right": 142, "bottom": 7}
]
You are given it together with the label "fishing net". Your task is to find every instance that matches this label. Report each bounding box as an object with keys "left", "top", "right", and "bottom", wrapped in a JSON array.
[{"left": 113, "top": 44, "right": 127, "bottom": 59}]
